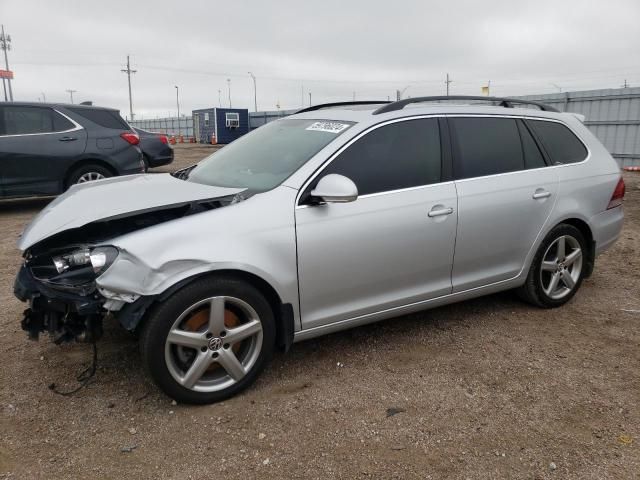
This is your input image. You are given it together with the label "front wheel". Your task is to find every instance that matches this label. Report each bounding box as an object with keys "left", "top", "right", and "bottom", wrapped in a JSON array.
[
  {"left": 140, "top": 277, "right": 275, "bottom": 404},
  {"left": 517, "top": 224, "right": 587, "bottom": 308}
]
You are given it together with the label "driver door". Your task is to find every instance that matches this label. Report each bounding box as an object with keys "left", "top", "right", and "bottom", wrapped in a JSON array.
[{"left": 295, "top": 117, "right": 458, "bottom": 329}]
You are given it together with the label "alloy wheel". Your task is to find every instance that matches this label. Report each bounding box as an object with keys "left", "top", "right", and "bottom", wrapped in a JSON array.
[
  {"left": 164, "top": 296, "right": 263, "bottom": 392},
  {"left": 76, "top": 172, "right": 106, "bottom": 183},
  {"left": 540, "top": 235, "right": 583, "bottom": 300}
]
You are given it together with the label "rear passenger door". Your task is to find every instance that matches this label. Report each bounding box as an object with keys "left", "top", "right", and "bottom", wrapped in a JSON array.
[
  {"left": 449, "top": 116, "right": 559, "bottom": 292},
  {"left": 0, "top": 105, "right": 87, "bottom": 197},
  {"left": 296, "top": 117, "right": 458, "bottom": 329}
]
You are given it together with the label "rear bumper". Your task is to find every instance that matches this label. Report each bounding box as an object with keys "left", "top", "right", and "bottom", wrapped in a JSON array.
[
  {"left": 146, "top": 152, "right": 174, "bottom": 168},
  {"left": 591, "top": 206, "right": 624, "bottom": 256}
]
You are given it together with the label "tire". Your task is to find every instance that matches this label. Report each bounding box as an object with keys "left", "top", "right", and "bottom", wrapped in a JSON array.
[
  {"left": 66, "top": 164, "right": 112, "bottom": 188},
  {"left": 517, "top": 224, "right": 587, "bottom": 308},
  {"left": 140, "top": 276, "right": 276, "bottom": 404}
]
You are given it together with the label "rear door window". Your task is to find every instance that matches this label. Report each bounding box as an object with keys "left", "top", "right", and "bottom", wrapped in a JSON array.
[
  {"left": 527, "top": 120, "right": 588, "bottom": 164},
  {"left": 451, "top": 117, "right": 523, "bottom": 179},
  {"left": 67, "top": 108, "right": 130, "bottom": 130},
  {"left": 317, "top": 118, "right": 442, "bottom": 196},
  {"left": 53, "top": 111, "right": 75, "bottom": 132},
  {"left": 1, "top": 106, "right": 55, "bottom": 135}
]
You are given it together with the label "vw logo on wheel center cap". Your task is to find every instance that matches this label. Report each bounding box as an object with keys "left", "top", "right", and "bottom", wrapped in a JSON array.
[{"left": 208, "top": 337, "right": 223, "bottom": 351}]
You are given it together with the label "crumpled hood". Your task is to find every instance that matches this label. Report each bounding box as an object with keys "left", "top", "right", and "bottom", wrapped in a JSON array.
[{"left": 18, "top": 174, "right": 244, "bottom": 251}]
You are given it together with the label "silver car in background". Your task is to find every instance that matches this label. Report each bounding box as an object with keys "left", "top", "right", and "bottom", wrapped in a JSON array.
[{"left": 14, "top": 96, "right": 625, "bottom": 403}]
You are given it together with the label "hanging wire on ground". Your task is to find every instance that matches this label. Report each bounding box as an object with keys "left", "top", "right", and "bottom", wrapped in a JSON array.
[{"left": 48, "top": 341, "right": 98, "bottom": 396}]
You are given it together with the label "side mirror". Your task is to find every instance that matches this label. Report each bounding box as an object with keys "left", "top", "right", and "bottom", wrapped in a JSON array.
[{"left": 310, "top": 174, "right": 358, "bottom": 204}]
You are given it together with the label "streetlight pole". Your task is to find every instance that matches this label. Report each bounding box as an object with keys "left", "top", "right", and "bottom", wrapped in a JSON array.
[
  {"left": 226, "top": 78, "right": 232, "bottom": 108},
  {"left": 248, "top": 71, "right": 257, "bottom": 112},
  {"left": 175, "top": 85, "right": 181, "bottom": 137},
  {"left": 0, "top": 25, "right": 13, "bottom": 101},
  {"left": 309, "top": 91, "right": 312, "bottom": 106}
]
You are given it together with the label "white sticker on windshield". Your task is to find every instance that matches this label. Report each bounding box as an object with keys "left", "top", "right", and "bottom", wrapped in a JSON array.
[{"left": 306, "top": 121, "right": 350, "bottom": 134}]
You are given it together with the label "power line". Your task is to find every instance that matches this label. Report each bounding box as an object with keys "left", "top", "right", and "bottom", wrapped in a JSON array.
[{"left": 121, "top": 55, "right": 137, "bottom": 120}]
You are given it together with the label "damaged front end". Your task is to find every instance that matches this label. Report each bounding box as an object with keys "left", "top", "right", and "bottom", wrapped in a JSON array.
[
  {"left": 15, "top": 247, "right": 112, "bottom": 343},
  {"left": 14, "top": 193, "right": 243, "bottom": 344}
]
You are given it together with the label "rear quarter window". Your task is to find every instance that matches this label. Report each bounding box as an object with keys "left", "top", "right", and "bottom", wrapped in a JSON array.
[
  {"left": 67, "top": 108, "right": 130, "bottom": 130},
  {"left": 527, "top": 120, "right": 588, "bottom": 164}
]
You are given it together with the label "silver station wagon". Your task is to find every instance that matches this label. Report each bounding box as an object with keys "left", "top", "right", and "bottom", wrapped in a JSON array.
[{"left": 14, "top": 96, "right": 625, "bottom": 403}]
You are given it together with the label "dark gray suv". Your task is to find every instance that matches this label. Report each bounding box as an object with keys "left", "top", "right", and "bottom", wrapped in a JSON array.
[{"left": 0, "top": 102, "right": 144, "bottom": 198}]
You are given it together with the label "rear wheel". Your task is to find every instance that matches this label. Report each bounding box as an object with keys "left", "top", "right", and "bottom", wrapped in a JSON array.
[
  {"left": 517, "top": 224, "right": 587, "bottom": 308},
  {"left": 140, "top": 277, "right": 275, "bottom": 404},
  {"left": 66, "top": 164, "right": 112, "bottom": 188}
]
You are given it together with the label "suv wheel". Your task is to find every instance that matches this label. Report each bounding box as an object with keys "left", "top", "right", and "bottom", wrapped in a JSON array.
[
  {"left": 66, "top": 164, "right": 112, "bottom": 188},
  {"left": 518, "top": 224, "right": 587, "bottom": 308},
  {"left": 140, "top": 277, "right": 275, "bottom": 404}
]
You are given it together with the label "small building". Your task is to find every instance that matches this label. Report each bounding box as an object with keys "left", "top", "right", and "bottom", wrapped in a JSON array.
[{"left": 192, "top": 107, "right": 250, "bottom": 144}]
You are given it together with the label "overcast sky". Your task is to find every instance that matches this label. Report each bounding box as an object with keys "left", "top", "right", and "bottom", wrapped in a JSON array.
[{"left": 1, "top": 0, "right": 639, "bottom": 119}]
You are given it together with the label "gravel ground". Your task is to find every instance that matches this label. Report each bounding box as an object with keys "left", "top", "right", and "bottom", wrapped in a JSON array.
[{"left": 1, "top": 144, "right": 639, "bottom": 479}]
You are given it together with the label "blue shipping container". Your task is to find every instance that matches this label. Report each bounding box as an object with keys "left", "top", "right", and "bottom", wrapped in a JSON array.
[{"left": 192, "top": 107, "right": 250, "bottom": 144}]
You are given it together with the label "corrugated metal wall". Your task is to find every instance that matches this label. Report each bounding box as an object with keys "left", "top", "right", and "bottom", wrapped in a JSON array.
[
  {"left": 249, "top": 109, "right": 297, "bottom": 129},
  {"left": 516, "top": 88, "right": 640, "bottom": 167},
  {"left": 129, "top": 116, "right": 193, "bottom": 137}
]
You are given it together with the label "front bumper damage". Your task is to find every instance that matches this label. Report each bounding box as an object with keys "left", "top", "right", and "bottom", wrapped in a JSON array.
[
  {"left": 14, "top": 263, "right": 148, "bottom": 343},
  {"left": 14, "top": 264, "right": 106, "bottom": 342}
]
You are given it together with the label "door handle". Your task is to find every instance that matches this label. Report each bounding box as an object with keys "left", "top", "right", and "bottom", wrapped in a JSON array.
[
  {"left": 428, "top": 206, "right": 454, "bottom": 217},
  {"left": 532, "top": 189, "right": 551, "bottom": 200},
  {"left": 59, "top": 136, "right": 77, "bottom": 142}
]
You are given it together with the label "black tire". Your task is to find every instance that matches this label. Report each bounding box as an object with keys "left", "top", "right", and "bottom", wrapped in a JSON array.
[
  {"left": 65, "top": 163, "right": 113, "bottom": 189},
  {"left": 140, "top": 276, "right": 276, "bottom": 404},
  {"left": 517, "top": 224, "right": 587, "bottom": 308}
]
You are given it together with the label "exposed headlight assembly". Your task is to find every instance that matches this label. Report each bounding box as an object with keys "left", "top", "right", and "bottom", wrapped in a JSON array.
[{"left": 52, "top": 246, "right": 119, "bottom": 275}]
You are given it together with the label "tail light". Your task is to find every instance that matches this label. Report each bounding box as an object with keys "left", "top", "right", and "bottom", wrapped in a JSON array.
[
  {"left": 607, "top": 177, "right": 625, "bottom": 209},
  {"left": 120, "top": 132, "right": 140, "bottom": 145},
  {"left": 158, "top": 134, "right": 169, "bottom": 144}
]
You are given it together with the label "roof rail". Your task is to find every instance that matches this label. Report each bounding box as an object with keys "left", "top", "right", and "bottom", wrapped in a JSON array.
[
  {"left": 295, "top": 101, "right": 390, "bottom": 114},
  {"left": 372, "top": 96, "right": 559, "bottom": 115}
]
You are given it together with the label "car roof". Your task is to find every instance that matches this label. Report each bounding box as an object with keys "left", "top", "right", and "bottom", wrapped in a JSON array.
[{"left": 0, "top": 101, "right": 119, "bottom": 112}]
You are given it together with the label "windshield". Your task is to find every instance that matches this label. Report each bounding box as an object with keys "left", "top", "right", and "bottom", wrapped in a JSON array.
[{"left": 187, "top": 119, "right": 354, "bottom": 192}]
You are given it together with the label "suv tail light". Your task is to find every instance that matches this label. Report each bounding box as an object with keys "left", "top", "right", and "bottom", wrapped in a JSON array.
[
  {"left": 120, "top": 132, "right": 140, "bottom": 146},
  {"left": 158, "top": 134, "right": 169, "bottom": 144},
  {"left": 607, "top": 177, "right": 625, "bottom": 209}
]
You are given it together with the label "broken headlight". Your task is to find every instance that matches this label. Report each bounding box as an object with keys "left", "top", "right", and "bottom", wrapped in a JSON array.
[{"left": 52, "top": 247, "right": 119, "bottom": 275}]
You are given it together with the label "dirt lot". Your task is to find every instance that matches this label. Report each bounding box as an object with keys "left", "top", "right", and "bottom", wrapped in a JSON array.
[{"left": 1, "top": 144, "right": 638, "bottom": 479}]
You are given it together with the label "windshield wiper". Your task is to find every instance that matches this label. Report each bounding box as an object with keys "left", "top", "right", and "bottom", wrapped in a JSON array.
[{"left": 171, "top": 164, "right": 197, "bottom": 181}]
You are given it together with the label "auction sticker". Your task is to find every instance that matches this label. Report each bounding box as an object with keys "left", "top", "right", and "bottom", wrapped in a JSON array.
[{"left": 306, "top": 121, "right": 351, "bottom": 134}]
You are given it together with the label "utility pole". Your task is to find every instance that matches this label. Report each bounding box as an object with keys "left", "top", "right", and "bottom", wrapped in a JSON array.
[
  {"left": 41, "top": 92, "right": 46, "bottom": 103},
  {"left": 65, "top": 89, "right": 77, "bottom": 104},
  {"left": 218, "top": 89, "right": 222, "bottom": 107},
  {"left": 0, "top": 25, "right": 13, "bottom": 101},
  {"left": 301, "top": 84, "right": 304, "bottom": 107},
  {"left": 308, "top": 91, "right": 312, "bottom": 106},
  {"left": 121, "top": 55, "right": 137, "bottom": 120},
  {"left": 226, "top": 78, "right": 232, "bottom": 108},
  {"left": 248, "top": 71, "right": 257, "bottom": 112},
  {"left": 622, "top": 79, "right": 629, "bottom": 88},
  {"left": 352, "top": 91, "right": 356, "bottom": 101},
  {"left": 445, "top": 73, "right": 452, "bottom": 96}
]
